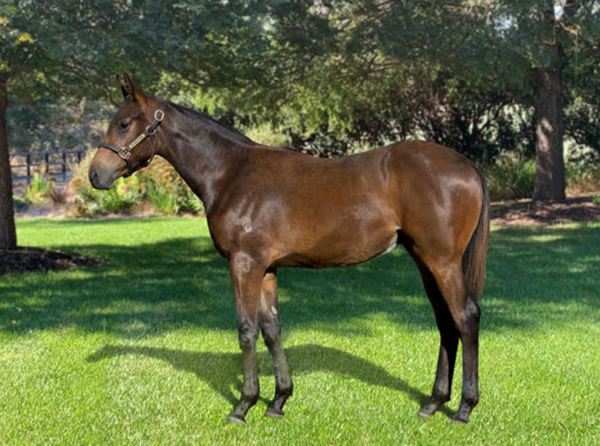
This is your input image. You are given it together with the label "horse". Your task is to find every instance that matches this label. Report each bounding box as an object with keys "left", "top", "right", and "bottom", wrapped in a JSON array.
[{"left": 89, "top": 74, "right": 489, "bottom": 425}]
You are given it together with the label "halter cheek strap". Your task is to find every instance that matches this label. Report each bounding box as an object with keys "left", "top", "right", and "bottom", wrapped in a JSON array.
[{"left": 98, "top": 106, "right": 166, "bottom": 177}]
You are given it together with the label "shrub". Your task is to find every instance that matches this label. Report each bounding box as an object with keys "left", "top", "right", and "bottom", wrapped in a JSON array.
[
  {"left": 137, "top": 159, "right": 204, "bottom": 215},
  {"left": 243, "top": 123, "right": 291, "bottom": 148},
  {"left": 25, "top": 170, "right": 56, "bottom": 205},
  {"left": 69, "top": 153, "right": 204, "bottom": 217},
  {"left": 145, "top": 177, "right": 178, "bottom": 214},
  {"left": 480, "top": 156, "right": 535, "bottom": 201},
  {"left": 566, "top": 164, "right": 600, "bottom": 195},
  {"left": 13, "top": 195, "right": 30, "bottom": 212}
]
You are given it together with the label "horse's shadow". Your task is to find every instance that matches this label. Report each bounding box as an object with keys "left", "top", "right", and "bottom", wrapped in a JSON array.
[{"left": 87, "top": 343, "right": 452, "bottom": 418}]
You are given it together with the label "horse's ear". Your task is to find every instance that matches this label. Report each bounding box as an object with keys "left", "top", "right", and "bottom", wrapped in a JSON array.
[
  {"left": 118, "top": 72, "right": 146, "bottom": 106},
  {"left": 119, "top": 73, "right": 134, "bottom": 100}
]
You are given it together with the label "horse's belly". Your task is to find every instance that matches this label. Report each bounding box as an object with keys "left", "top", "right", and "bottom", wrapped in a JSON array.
[{"left": 274, "top": 228, "right": 399, "bottom": 269}]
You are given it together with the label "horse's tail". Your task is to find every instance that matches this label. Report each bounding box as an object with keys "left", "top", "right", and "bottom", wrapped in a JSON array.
[{"left": 462, "top": 169, "right": 490, "bottom": 301}]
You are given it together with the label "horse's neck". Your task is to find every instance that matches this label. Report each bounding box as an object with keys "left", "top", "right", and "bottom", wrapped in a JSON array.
[{"left": 158, "top": 107, "right": 252, "bottom": 213}]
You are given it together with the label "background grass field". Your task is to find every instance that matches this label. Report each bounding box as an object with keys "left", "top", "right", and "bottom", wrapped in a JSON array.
[{"left": 1, "top": 218, "right": 599, "bottom": 445}]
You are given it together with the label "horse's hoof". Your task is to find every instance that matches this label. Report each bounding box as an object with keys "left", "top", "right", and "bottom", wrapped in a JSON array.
[
  {"left": 418, "top": 408, "right": 434, "bottom": 419},
  {"left": 418, "top": 402, "right": 440, "bottom": 419},
  {"left": 451, "top": 414, "right": 469, "bottom": 424},
  {"left": 265, "top": 407, "right": 284, "bottom": 418},
  {"left": 226, "top": 412, "right": 246, "bottom": 424}
]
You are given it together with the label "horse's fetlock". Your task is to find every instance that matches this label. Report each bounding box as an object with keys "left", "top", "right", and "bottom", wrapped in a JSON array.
[
  {"left": 276, "top": 381, "right": 294, "bottom": 397},
  {"left": 242, "top": 390, "right": 260, "bottom": 405},
  {"left": 463, "top": 394, "right": 479, "bottom": 408},
  {"left": 431, "top": 390, "right": 451, "bottom": 403}
]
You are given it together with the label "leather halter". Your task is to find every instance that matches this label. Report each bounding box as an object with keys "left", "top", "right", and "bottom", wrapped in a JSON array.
[{"left": 98, "top": 105, "right": 166, "bottom": 177}]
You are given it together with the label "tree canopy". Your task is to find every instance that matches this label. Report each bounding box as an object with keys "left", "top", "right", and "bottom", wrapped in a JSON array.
[{"left": 2, "top": 0, "right": 600, "bottom": 247}]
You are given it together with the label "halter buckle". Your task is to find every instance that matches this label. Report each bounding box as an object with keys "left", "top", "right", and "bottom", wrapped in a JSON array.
[
  {"left": 154, "top": 109, "right": 165, "bottom": 122},
  {"left": 119, "top": 148, "right": 131, "bottom": 160},
  {"left": 145, "top": 125, "right": 156, "bottom": 136}
]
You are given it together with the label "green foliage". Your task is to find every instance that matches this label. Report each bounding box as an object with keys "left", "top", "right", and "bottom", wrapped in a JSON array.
[
  {"left": 69, "top": 154, "right": 203, "bottom": 217},
  {"left": 137, "top": 159, "right": 204, "bottom": 215},
  {"left": 7, "top": 99, "right": 113, "bottom": 154},
  {"left": 2, "top": 218, "right": 599, "bottom": 444},
  {"left": 3, "top": 1, "right": 600, "bottom": 210},
  {"left": 566, "top": 162, "right": 600, "bottom": 195},
  {"left": 5, "top": 1, "right": 600, "bottom": 163},
  {"left": 24, "top": 170, "right": 53, "bottom": 204},
  {"left": 481, "top": 156, "right": 536, "bottom": 201},
  {"left": 11, "top": 194, "right": 29, "bottom": 212},
  {"left": 86, "top": 177, "right": 143, "bottom": 216},
  {"left": 145, "top": 179, "right": 177, "bottom": 215},
  {"left": 156, "top": 1, "right": 599, "bottom": 164},
  {"left": 22, "top": 169, "right": 64, "bottom": 206},
  {"left": 243, "top": 122, "right": 291, "bottom": 148}
]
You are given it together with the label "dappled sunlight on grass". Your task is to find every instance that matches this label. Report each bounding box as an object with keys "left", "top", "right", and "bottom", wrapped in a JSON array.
[{"left": 3, "top": 218, "right": 599, "bottom": 337}]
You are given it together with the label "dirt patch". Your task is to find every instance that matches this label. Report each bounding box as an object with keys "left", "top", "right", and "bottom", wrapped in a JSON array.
[
  {"left": 0, "top": 247, "right": 102, "bottom": 276},
  {"left": 491, "top": 195, "right": 600, "bottom": 226}
]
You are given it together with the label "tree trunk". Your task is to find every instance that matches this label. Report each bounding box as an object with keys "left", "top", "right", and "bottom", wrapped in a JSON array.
[
  {"left": 0, "top": 75, "right": 17, "bottom": 249},
  {"left": 532, "top": 65, "right": 566, "bottom": 202}
]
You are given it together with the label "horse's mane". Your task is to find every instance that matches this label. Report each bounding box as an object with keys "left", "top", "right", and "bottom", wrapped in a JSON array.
[{"left": 167, "top": 101, "right": 256, "bottom": 146}]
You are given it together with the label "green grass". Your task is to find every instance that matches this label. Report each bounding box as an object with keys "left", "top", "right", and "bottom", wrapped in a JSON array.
[{"left": 1, "top": 218, "right": 599, "bottom": 445}]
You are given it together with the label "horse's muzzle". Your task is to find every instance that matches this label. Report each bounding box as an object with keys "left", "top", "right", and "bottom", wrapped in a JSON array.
[{"left": 88, "top": 166, "right": 113, "bottom": 190}]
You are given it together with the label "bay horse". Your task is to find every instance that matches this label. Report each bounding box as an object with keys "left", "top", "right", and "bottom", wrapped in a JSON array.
[{"left": 89, "top": 74, "right": 489, "bottom": 424}]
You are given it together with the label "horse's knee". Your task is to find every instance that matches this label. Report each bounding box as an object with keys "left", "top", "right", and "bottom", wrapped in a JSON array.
[
  {"left": 260, "top": 317, "right": 281, "bottom": 349},
  {"left": 237, "top": 317, "right": 259, "bottom": 348}
]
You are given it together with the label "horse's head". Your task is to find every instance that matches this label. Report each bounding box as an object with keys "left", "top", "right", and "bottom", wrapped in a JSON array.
[{"left": 89, "top": 73, "right": 165, "bottom": 189}]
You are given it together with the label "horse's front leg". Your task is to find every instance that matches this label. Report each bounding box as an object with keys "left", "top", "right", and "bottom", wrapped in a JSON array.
[{"left": 226, "top": 252, "right": 265, "bottom": 424}]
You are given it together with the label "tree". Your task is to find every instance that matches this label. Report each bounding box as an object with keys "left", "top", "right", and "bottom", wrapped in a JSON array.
[
  {"left": 176, "top": 1, "right": 599, "bottom": 202},
  {"left": 1, "top": 3, "right": 29, "bottom": 249},
  {"left": 496, "top": 0, "right": 600, "bottom": 200},
  {"left": 0, "top": 0, "right": 162, "bottom": 249},
  {"left": 0, "top": 73, "right": 16, "bottom": 249},
  {"left": 338, "top": 0, "right": 600, "bottom": 200}
]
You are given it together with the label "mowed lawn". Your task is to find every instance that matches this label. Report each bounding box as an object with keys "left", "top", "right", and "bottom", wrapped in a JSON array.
[{"left": 1, "top": 217, "right": 599, "bottom": 445}]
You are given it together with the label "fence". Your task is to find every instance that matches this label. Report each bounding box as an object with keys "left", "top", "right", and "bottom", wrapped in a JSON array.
[{"left": 10, "top": 150, "right": 87, "bottom": 187}]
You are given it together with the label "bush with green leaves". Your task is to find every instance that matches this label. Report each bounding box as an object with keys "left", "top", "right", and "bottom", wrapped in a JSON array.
[
  {"left": 566, "top": 163, "right": 600, "bottom": 195},
  {"left": 25, "top": 170, "right": 54, "bottom": 205},
  {"left": 480, "top": 156, "right": 535, "bottom": 201},
  {"left": 70, "top": 154, "right": 204, "bottom": 217}
]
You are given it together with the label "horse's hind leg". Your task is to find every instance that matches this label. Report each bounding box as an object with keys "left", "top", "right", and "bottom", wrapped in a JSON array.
[
  {"left": 259, "top": 269, "right": 294, "bottom": 418},
  {"left": 427, "top": 260, "right": 480, "bottom": 424},
  {"left": 451, "top": 294, "right": 480, "bottom": 424},
  {"left": 416, "top": 263, "right": 459, "bottom": 419}
]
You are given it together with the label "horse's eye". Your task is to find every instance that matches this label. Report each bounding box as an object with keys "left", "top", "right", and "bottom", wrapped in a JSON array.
[{"left": 118, "top": 121, "right": 130, "bottom": 130}]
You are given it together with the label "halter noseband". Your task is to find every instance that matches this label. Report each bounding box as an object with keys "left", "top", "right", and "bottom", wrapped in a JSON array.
[{"left": 98, "top": 105, "right": 166, "bottom": 177}]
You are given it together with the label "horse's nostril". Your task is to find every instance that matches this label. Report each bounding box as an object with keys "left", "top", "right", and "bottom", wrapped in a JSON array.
[{"left": 89, "top": 168, "right": 99, "bottom": 186}]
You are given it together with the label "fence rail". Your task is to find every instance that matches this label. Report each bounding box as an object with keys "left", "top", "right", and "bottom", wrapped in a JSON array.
[{"left": 10, "top": 150, "right": 87, "bottom": 187}]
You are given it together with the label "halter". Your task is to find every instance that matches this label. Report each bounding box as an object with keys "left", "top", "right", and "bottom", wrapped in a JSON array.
[{"left": 98, "top": 104, "right": 166, "bottom": 177}]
